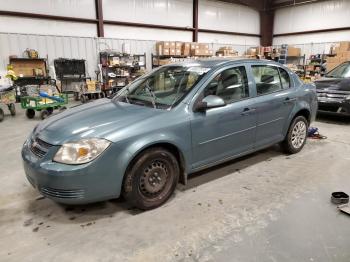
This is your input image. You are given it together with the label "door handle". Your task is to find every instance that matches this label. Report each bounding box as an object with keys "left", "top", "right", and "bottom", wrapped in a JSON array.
[
  {"left": 241, "top": 107, "right": 256, "bottom": 116},
  {"left": 284, "top": 97, "right": 297, "bottom": 104}
]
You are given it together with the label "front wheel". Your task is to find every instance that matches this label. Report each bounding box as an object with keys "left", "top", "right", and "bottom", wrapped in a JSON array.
[
  {"left": 281, "top": 116, "right": 308, "bottom": 154},
  {"left": 123, "top": 148, "right": 179, "bottom": 210}
]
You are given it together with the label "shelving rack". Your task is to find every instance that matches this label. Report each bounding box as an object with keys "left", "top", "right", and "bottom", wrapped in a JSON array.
[
  {"left": 99, "top": 51, "right": 146, "bottom": 95},
  {"left": 151, "top": 54, "right": 212, "bottom": 69}
]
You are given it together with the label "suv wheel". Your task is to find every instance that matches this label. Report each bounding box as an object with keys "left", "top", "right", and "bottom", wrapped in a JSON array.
[
  {"left": 282, "top": 115, "right": 308, "bottom": 154},
  {"left": 123, "top": 147, "right": 179, "bottom": 210}
]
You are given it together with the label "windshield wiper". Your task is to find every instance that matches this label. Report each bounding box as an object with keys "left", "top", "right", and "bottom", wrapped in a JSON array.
[{"left": 145, "top": 81, "right": 157, "bottom": 109}]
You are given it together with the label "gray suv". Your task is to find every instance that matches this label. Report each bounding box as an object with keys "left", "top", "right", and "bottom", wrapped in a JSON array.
[{"left": 22, "top": 59, "right": 317, "bottom": 210}]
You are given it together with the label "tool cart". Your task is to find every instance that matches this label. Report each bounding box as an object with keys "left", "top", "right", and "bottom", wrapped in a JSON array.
[
  {"left": 0, "top": 85, "right": 16, "bottom": 122},
  {"left": 20, "top": 84, "right": 68, "bottom": 120}
]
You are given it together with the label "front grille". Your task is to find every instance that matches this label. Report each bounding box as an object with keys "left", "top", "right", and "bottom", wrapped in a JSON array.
[
  {"left": 30, "top": 137, "right": 53, "bottom": 158},
  {"left": 317, "top": 89, "right": 350, "bottom": 99},
  {"left": 39, "top": 186, "right": 85, "bottom": 199}
]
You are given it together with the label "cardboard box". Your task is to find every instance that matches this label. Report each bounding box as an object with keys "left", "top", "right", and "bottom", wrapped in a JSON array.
[
  {"left": 327, "top": 56, "right": 340, "bottom": 63},
  {"left": 156, "top": 43, "right": 163, "bottom": 55},
  {"left": 175, "top": 42, "right": 182, "bottom": 49},
  {"left": 191, "top": 49, "right": 212, "bottom": 56},
  {"left": 163, "top": 48, "right": 170, "bottom": 56},
  {"left": 341, "top": 51, "right": 350, "bottom": 59},
  {"left": 198, "top": 43, "right": 209, "bottom": 50},
  {"left": 169, "top": 42, "right": 176, "bottom": 49},
  {"left": 327, "top": 62, "right": 339, "bottom": 72},
  {"left": 339, "top": 57, "right": 349, "bottom": 63},
  {"left": 175, "top": 49, "right": 181, "bottom": 56},
  {"left": 339, "top": 41, "right": 350, "bottom": 51},
  {"left": 182, "top": 43, "right": 191, "bottom": 56},
  {"left": 246, "top": 47, "right": 258, "bottom": 56},
  {"left": 287, "top": 46, "right": 301, "bottom": 57},
  {"left": 169, "top": 48, "right": 176, "bottom": 56},
  {"left": 190, "top": 43, "right": 199, "bottom": 50}
]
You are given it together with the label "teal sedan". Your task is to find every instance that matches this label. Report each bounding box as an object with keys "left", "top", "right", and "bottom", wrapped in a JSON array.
[{"left": 22, "top": 59, "right": 317, "bottom": 209}]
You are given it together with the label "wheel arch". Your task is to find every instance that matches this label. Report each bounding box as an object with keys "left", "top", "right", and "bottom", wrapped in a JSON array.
[{"left": 122, "top": 141, "right": 189, "bottom": 188}]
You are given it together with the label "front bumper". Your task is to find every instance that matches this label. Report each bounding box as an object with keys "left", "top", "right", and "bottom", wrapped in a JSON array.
[
  {"left": 317, "top": 98, "right": 350, "bottom": 116},
  {"left": 22, "top": 138, "right": 124, "bottom": 204}
]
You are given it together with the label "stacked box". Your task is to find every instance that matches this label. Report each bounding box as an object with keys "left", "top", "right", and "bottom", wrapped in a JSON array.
[
  {"left": 287, "top": 46, "right": 301, "bottom": 57},
  {"left": 216, "top": 46, "right": 238, "bottom": 57},
  {"left": 326, "top": 41, "right": 350, "bottom": 71},
  {"left": 156, "top": 41, "right": 170, "bottom": 56},
  {"left": 182, "top": 43, "right": 191, "bottom": 56},
  {"left": 190, "top": 43, "right": 212, "bottom": 56}
]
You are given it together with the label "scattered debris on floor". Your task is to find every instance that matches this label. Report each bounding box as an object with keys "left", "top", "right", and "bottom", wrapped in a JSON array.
[
  {"left": 331, "top": 192, "right": 350, "bottom": 216},
  {"left": 338, "top": 204, "right": 350, "bottom": 216},
  {"left": 308, "top": 127, "right": 327, "bottom": 139}
]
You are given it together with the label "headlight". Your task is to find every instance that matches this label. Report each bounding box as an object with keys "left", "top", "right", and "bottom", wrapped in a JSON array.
[{"left": 53, "top": 138, "right": 111, "bottom": 164}]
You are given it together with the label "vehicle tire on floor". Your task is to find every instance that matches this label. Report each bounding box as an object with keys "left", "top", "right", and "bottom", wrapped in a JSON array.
[
  {"left": 47, "top": 107, "right": 54, "bottom": 115},
  {"left": 281, "top": 115, "right": 308, "bottom": 154},
  {"left": 26, "top": 109, "right": 35, "bottom": 119},
  {"left": 122, "top": 147, "right": 179, "bottom": 210},
  {"left": 80, "top": 95, "right": 86, "bottom": 103},
  {"left": 9, "top": 103, "right": 16, "bottom": 116},
  {"left": 40, "top": 109, "right": 50, "bottom": 120},
  {"left": 0, "top": 108, "right": 4, "bottom": 122}
]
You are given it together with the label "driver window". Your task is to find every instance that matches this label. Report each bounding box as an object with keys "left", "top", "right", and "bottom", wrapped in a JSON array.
[{"left": 203, "top": 66, "right": 249, "bottom": 103}]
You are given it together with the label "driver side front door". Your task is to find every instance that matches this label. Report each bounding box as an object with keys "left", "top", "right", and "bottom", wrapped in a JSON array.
[{"left": 190, "top": 65, "right": 257, "bottom": 170}]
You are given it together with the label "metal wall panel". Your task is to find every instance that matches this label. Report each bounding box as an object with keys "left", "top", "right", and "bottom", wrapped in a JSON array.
[
  {"left": 274, "top": 0, "right": 350, "bottom": 34},
  {"left": 103, "top": 0, "right": 193, "bottom": 27},
  {"left": 0, "top": 0, "right": 96, "bottom": 19},
  {"left": 198, "top": 0, "right": 260, "bottom": 34},
  {"left": 104, "top": 25, "right": 192, "bottom": 42},
  {"left": 199, "top": 32, "right": 260, "bottom": 46},
  {"left": 273, "top": 30, "right": 350, "bottom": 46},
  {"left": 0, "top": 16, "right": 97, "bottom": 37}
]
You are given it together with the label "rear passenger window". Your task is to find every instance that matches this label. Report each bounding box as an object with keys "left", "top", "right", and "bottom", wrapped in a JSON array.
[
  {"left": 279, "top": 68, "right": 291, "bottom": 89},
  {"left": 252, "top": 65, "right": 282, "bottom": 95}
]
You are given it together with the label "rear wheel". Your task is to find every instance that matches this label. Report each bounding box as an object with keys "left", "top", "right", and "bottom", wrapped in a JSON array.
[
  {"left": 123, "top": 147, "right": 179, "bottom": 210},
  {"left": 26, "top": 109, "right": 35, "bottom": 119},
  {"left": 281, "top": 115, "right": 308, "bottom": 154},
  {"left": 0, "top": 108, "right": 4, "bottom": 122}
]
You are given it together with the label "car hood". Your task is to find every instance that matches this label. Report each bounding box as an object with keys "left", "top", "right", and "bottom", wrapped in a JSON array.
[
  {"left": 315, "top": 77, "right": 350, "bottom": 91},
  {"left": 34, "top": 99, "right": 162, "bottom": 145}
]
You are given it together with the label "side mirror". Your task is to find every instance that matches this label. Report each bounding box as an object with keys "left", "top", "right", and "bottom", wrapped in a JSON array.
[{"left": 195, "top": 95, "right": 226, "bottom": 111}]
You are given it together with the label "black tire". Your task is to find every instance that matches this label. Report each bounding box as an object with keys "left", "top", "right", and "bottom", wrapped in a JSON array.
[
  {"left": 26, "top": 109, "right": 35, "bottom": 119},
  {"left": 80, "top": 95, "right": 86, "bottom": 103},
  {"left": 100, "top": 92, "right": 105, "bottom": 98},
  {"left": 74, "top": 92, "right": 79, "bottom": 101},
  {"left": 47, "top": 107, "right": 54, "bottom": 115},
  {"left": 122, "top": 147, "right": 179, "bottom": 210},
  {"left": 281, "top": 115, "right": 308, "bottom": 154},
  {"left": 0, "top": 108, "right": 4, "bottom": 122},
  {"left": 9, "top": 103, "right": 16, "bottom": 116},
  {"left": 40, "top": 109, "right": 50, "bottom": 120},
  {"left": 59, "top": 106, "right": 67, "bottom": 112}
]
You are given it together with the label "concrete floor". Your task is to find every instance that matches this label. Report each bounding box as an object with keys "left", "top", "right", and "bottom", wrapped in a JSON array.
[{"left": 1, "top": 102, "right": 350, "bottom": 262}]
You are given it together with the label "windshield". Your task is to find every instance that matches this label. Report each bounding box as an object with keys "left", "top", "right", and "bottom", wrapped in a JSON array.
[
  {"left": 326, "top": 62, "right": 350, "bottom": 78},
  {"left": 113, "top": 65, "right": 210, "bottom": 109}
]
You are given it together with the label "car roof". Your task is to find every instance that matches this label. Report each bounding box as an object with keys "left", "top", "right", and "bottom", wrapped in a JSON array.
[{"left": 170, "top": 58, "right": 283, "bottom": 69}]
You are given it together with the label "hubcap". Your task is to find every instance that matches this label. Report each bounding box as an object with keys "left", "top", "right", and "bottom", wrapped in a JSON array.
[
  {"left": 140, "top": 160, "right": 168, "bottom": 196},
  {"left": 291, "top": 121, "right": 306, "bottom": 149}
]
